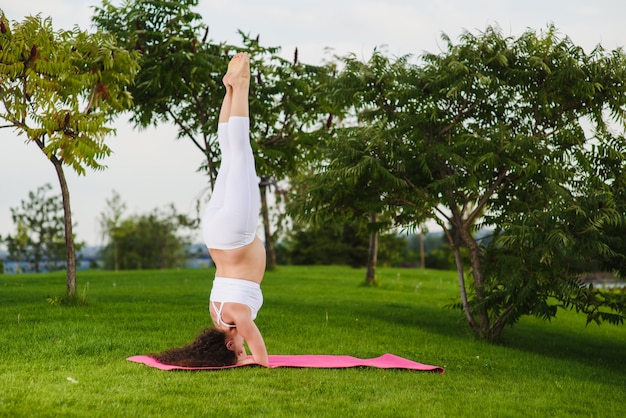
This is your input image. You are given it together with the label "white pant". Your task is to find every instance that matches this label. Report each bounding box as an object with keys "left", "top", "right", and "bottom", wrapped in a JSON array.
[{"left": 201, "top": 117, "right": 260, "bottom": 249}]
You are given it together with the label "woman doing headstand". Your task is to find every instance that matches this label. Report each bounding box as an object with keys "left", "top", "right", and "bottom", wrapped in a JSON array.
[
  {"left": 154, "top": 52, "right": 268, "bottom": 368},
  {"left": 203, "top": 52, "right": 268, "bottom": 367}
]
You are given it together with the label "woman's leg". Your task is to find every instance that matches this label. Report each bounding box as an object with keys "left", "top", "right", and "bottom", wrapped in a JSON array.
[
  {"left": 221, "top": 116, "right": 259, "bottom": 241},
  {"left": 207, "top": 52, "right": 250, "bottom": 211},
  {"left": 204, "top": 75, "right": 233, "bottom": 213},
  {"left": 202, "top": 53, "right": 259, "bottom": 249},
  {"left": 221, "top": 53, "right": 259, "bottom": 242}
]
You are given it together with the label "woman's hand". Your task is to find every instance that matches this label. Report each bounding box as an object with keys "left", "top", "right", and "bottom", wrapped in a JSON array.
[{"left": 237, "top": 356, "right": 259, "bottom": 366}]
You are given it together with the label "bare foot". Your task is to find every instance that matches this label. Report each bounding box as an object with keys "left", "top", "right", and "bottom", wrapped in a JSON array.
[
  {"left": 222, "top": 72, "right": 232, "bottom": 87},
  {"left": 225, "top": 52, "right": 250, "bottom": 88}
]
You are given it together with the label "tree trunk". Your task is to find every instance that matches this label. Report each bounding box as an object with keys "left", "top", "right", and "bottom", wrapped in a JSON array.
[
  {"left": 451, "top": 244, "right": 479, "bottom": 334},
  {"left": 114, "top": 243, "right": 120, "bottom": 272},
  {"left": 51, "top": 157, "right": 77, "bottom": 297},
  {"left": 16, "top": 250, "right": 22, "bottom": 274},
  {"left": 33, "top": 241, "right": 42, "bottom": 273},
  {"left": 259, "top": 179, "right": 276, "bottom": 271},
  {"left": 444, "top": 225, "right": 480, "bottom": 336},
  {"left": 419, "top": 230, "right": 425, "bottom": 269},
  {"left": 364, "top": 212, "right": 378, "bottom": 285},
  {"left": 458, "top": 225, "right": 491, "bottom": 338}
]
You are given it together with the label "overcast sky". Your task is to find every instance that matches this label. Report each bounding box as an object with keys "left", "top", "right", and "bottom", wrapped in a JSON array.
[{"left": 1, "top": 0, "right": 625, "bottom": 247}]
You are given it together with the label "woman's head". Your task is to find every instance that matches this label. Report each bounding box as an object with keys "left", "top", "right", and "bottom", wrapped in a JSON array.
[
  {"left": 224, "top": 329, "right": 247, "bottom": 362},
  {"left": 153, "top": 328, "right": 238, "bottom": 367}
]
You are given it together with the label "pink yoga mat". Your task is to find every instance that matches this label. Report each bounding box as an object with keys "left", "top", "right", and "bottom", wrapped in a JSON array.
[{"left": 127, "top": 353, "right": 444, "bottom": 373}]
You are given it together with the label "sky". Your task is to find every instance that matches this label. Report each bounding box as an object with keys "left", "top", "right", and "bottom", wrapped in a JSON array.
[{"left": 1, "top": 0, "right": 625, "bottom": 247}]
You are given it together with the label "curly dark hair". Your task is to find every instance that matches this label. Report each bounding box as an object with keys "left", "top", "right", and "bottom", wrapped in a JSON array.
[{"left": 152, "top": 328, "right": 237, "bottom": 367}]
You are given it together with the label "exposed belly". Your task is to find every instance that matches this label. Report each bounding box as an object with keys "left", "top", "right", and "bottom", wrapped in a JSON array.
[{"left": 209, "top": 236, "right": 266, "bottom": 283}]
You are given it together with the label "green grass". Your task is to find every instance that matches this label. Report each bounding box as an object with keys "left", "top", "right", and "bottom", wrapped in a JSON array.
[{"left": 1, "top": 266, "right": 625, "bottom": 417}]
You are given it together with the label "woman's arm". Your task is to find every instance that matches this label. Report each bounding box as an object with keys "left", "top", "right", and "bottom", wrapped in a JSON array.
[
  {"left": 236, "top": 317, "right": 268, "bottom": 367},
  {"left": 227, "top": 304, "right": 268, "bottom": 367}
]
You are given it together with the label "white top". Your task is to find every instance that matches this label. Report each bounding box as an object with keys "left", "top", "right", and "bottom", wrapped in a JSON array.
[{"left": 209, "top": 276, "right": 263, "bottom": 326}]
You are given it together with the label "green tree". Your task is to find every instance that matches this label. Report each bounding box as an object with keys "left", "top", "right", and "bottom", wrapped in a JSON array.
[
  {"left": 99, "top": 190, "right": 127, "bottom": 271},
  {"left": 587, "top": 133, "right": 626, "bottom": 279},
  {"left": 92, "top": 0, "right": 227, "bottom": 189},
  {"left": 293, "top": 51, "right": 412, "bottom": 284},
  {"left": 304, "top": 27, "right": 626, "bottom": 341},
  {"left": 401, "top": 27, "right": 625, "bottom": 340},
  {"left": 283, "top": 220, "right": 405, "bottom": 269},
  {"left": 93, "top": 2, "right": 332, "bottom": 270},
  {"left": 408, "top": 26, "right": 626, "bottom": 340},
  {"left": 244, "top": 35, "right": 332, "bottom": 270},
  {"left": 8, "top": 184, "right": 66, "bottom": 272},
  {"left": 0, "top": 12, "right": 138, "bottom": 296},
  {"left": 100, "top": 203, "right": 192, "bottom": 270},
  {"left": 286, "top": 222, "right": 368, "bottom": 267},
  {"left": 403, "top": 232, "right": 459, "bottom": 269},
  {"left": 5, "top": 218, "right": 30, "bottom": 273}
]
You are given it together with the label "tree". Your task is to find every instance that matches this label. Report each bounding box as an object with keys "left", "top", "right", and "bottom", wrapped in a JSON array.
[
  {"left": 285, "top": 221, "right": 368, "bottom": 267},
  {"left": 245, "top": 35, "right": 332, "bottom": 270},
  {"left": 0, "top": 12, "right": 139, "bottom": 296},
  {"left": 5, "top": 218, "right": 30, "bottom": 273},
  {"left": 93, "top": 2, "right": 332, "bottom": 270},
  {"left": 302, "top": 26, "right": 626, "bottom": 341},
  {"left": 406, "top": 26, "right": 626, "bottom": 340},
  {"left": 400, "top": 232, "right": 453, "bottom": 269},
  {"left": 283, "top": 220, "right": 405, "bottom": 269},
  {"left": 100, "top": 202, "right": 192, "bottom": 270},
  {"left": 292, "top": 51, "right": 412, "bottom": 285},
  {"left": 92, "top": 0, "right": 227, "bottom": 189},
  {"left": 8, "top": 184, "right": 66, "bottom": 272},
  {"left": 99, "top": 190, "right": 127, "bottom": 271},
  {"left": 391, "top": 26, "right": 626, "bottom": 340}
]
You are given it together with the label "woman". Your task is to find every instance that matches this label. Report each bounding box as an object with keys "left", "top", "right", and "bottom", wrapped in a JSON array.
[{"left": 155, "top": 52, "right": 268, "bottom": 368}]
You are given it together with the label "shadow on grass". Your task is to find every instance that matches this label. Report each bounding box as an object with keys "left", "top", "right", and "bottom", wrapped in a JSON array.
[
  {"left": 265, "top": 296, "right": 470, "bottom": 344},
  {"left": 387, "top": 303, "right": 624, "bottom": 380},
  {"left": 502, "top": 317, "right": 626, "bottom": 375},
  {"left": 268, "top": 293, "right": 626, "bottom": 382}
]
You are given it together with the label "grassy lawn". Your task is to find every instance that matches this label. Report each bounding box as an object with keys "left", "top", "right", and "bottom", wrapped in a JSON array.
[{"left": 1, "top": 266, "right": 624, "bottom": 417}]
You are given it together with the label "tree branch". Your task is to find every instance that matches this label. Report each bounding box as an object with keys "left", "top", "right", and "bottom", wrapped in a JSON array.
[
  {"left": 437, "top": 99, "right": 479, "bottom": 138},
  {"left": 465, "top": 167, "right": 510, "bottom": 228},
  {"left": 165, "top": 108, "right": 206, "bottom": 153}
]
